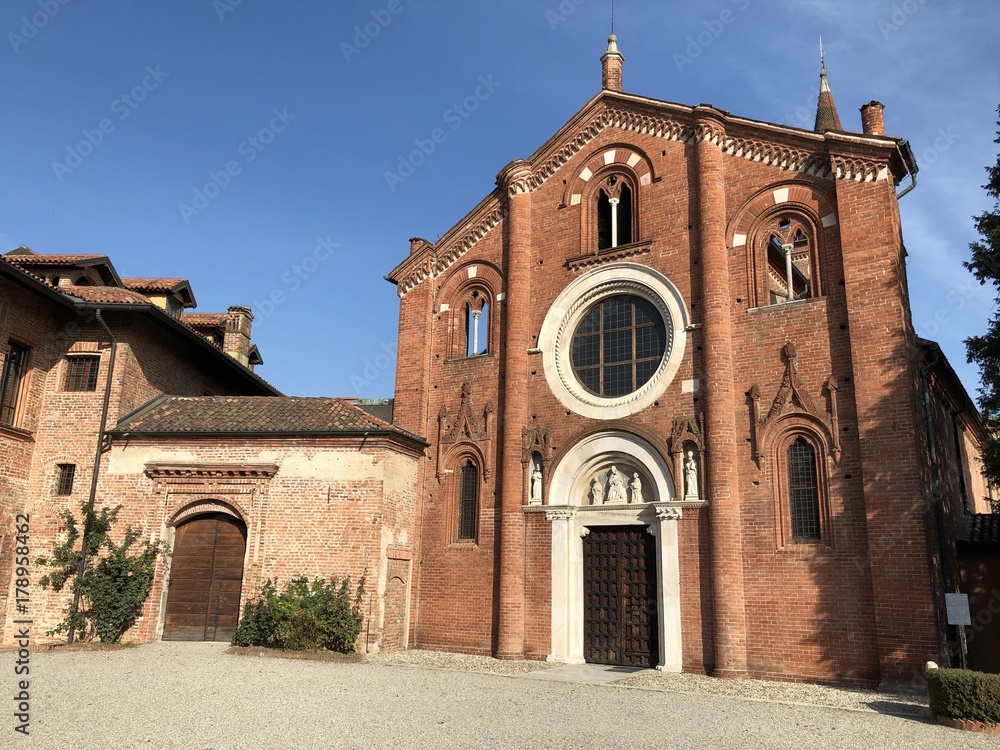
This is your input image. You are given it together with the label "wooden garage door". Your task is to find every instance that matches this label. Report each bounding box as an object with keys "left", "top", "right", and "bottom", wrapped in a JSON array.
[
  {"left": 583, "top": 526, "right": 658, "bottom": 668},
  {"left": 163, "top": 513, "right": 247, "bottom": 642}
]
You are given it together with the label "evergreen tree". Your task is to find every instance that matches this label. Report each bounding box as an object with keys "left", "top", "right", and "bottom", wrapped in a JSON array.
[{"left": 965, "top": 105, "right": 1000, "bottom": 485}]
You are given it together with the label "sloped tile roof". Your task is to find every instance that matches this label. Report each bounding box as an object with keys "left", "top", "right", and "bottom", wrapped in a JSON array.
[
  {"left": 0, "top": 251, "right": 280, "bottom": 396},
  {"left": 61, "top": 284, "right": 155, "bottom": 305},
  {"left": 117, "top": 396, "right": 425, "bottom": 443},
  {"left": 958, "top": 514, "right": 1000, "bottom": 553},
  {"left": 5, "top": 253, "right": 109, "bottom": 266},
  {"left": 182, "top": 312, "right": 228, "bottom": 328},
  {"left": 122, "top": 277, "right": 189, "bottom": 293}
]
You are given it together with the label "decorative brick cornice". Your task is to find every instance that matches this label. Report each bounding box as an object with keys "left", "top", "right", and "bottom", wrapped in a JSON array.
[
  {"left": 725, "top": 137, "right": 833, "bottom": 179},
  {"left": 831, "top": 154, "right": 888, "bottom": 183},
  {"left": 432, "top": 204, "right": 507, "bottom": 279},
  {"left": 396, "top": 101, "right": 892, "bottom": 296},
  {"left": 693, "top": 120, "right": 726, "bottom": 145},
  {"left": 565, "top": 239, "right": 652, "bottom": 271},
  {"left": 496, "top": 159, "right": 533, "bottom": 197},
  {"left": 144, "top": 463, "right": 278, "bottom": 480},
  {"left": 395, "top": 203, "right": 506, "bottom": 298}
]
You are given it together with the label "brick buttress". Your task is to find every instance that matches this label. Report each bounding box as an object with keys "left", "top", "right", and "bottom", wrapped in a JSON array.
[
  {"left": 694, "top": 109, "right": 749, "bottom": 677},
  {"left": 495, "top": 160, "right": 533, "bottom": 658}
]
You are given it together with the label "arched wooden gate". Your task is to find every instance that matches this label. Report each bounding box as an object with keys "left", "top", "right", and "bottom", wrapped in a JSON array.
[{"left": 162, "top": 513, "right": 247, "bottom": 642}]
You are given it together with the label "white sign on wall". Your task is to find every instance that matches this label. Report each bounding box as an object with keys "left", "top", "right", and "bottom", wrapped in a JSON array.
[{"left": 945, "top": 593, "right": 972, "bottom": 626}]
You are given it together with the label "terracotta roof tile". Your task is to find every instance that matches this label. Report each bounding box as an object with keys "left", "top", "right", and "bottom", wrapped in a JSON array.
[
  {"left": 116, "top": 396, "right": 425, "bottom": 443},
  {"left": 958, "top": 514, "right": 1000, "bottom": 552},
  {"left": 122, "top": 278, "right": 189, "bottom": 293},
  {"left": 182, "top": 312, "right": 228, "bottom": 328},
  {"left": 60, "top": 285, "right": 154, "bottom": 305},
  {"left": 5, "top": 253, "right": 109, "bottom": 266}
]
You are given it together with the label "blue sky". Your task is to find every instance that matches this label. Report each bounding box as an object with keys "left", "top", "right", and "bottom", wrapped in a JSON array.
[{"left": 1, "top": 0, "right": 998, "bottom": 401}]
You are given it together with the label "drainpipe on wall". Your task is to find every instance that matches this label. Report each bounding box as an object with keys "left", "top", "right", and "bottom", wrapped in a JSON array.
[
  {"left": 951, "top": 410, "right": 970, "bottom": 513},
  {"left": 67, "top": 309, "right": 118, "bottom": 644},
  {"left": 896, "top": 139, "right": 919, "bottom": 200},
  {"left": 919, "top": 344, "right": 967, "bottom": 669}
]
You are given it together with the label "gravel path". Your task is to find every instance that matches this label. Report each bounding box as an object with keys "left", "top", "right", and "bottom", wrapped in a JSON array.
[
  {"left": 4, "top": 642, "right": 998, "bottom": 750},
  {"left": 368, "top": 648, "right": 560, "bottom": 675}
]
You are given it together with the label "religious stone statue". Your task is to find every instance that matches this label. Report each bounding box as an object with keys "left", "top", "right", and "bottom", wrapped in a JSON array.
[
  {"left": 684, "top": 450, "right": 699, "bottom": 499},
  {"left": 530, "top": 462, "right": 543, "bottom": 505},
  {"left": 630, "top": 472, "right": 644, "bottom": 504},
  {"left": 590, "top": 476, "right": 604, "bottom": 505},
  {"left": 606, "top": 466, "right": 628, "bottom": 504}
]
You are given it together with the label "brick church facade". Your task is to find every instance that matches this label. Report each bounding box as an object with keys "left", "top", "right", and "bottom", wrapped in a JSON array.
[{"left": 387, "top": 38, "right": 993, "bottom": 686}]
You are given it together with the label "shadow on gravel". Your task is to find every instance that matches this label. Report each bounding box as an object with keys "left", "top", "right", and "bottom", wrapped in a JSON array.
[{"left": 865, "top": 701, "right": 931, "bottom": 721}]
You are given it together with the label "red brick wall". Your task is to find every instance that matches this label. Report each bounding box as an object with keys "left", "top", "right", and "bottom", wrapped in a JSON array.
[{"left": 11, "top": 435, "right": 419, "bottom": 651}]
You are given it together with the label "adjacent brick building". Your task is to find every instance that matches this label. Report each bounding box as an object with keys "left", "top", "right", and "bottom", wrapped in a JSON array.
[
  {"left": 0, "top": 248, "right": 423, "bottom": 651},
  {"left": 386, "top": 37, "right": 994, "bottom": 687}
]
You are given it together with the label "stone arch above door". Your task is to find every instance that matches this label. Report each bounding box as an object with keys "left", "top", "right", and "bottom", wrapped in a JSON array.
[{"left": 547, "top": 430, "right": 675, "bottom": 508}]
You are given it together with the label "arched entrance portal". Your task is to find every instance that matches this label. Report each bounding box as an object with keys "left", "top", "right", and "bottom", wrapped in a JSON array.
[
  {"left": 544, "top": 430, "right": 684, "bottom": 671},
  {"left": 163, "top": 513, "right": 247, "bottom": 642}
]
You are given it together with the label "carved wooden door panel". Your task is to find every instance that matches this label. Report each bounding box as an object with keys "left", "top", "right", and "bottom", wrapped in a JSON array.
[
  {"left": 163, "top": 514, "right": 247, "bottom": 642},
  {"left": 583, "top": 526, "right": 658, "bottom": 667}
]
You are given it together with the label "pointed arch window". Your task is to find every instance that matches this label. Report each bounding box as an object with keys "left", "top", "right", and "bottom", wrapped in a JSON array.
[
  {"left": 787, "top": 437, "right": 820, "bottom": 540},
  {"left": 465, "top": 297, "right": 489, "bottom": 357},
  {"left": 596, "top": 176, "right": 633, "bottom": 250},
  {"left": 458, "top": 459, "right": 479, "bottom": 541},
  {"left": 761, "top": 214, "right": 820, "bottom": 306}
]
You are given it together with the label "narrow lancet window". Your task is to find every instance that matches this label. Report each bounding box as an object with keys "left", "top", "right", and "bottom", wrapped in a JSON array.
[
  {"left": 458, "top": 460, "right": 479, "bottom": 541},
  {"left": 788, "top": 437, "right": 821, "bottom": 540}
]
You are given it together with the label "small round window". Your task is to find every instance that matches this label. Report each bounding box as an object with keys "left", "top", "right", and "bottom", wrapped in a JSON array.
[{"left": 570, "top": 295, "right": 668, "bottom": 398}]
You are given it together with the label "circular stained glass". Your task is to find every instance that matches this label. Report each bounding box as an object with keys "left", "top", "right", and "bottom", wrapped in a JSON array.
[{"left": 569, "top": 295, "right": 668, "bottom": 398}]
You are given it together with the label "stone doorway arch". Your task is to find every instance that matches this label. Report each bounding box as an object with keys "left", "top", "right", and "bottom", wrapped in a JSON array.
[{"left": 541, "top": 430, "right": 683, "bottom": 671}]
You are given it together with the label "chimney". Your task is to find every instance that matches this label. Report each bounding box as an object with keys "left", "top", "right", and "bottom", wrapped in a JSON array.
[
  {"left": 223, "top": 306, "right": 253, "bottom": 366},
  {"left": 860, "top": 101, "right": 885, "bottom": 136},
  {"left": 601, "top": 35, "right": 624, "bottom": 92}
]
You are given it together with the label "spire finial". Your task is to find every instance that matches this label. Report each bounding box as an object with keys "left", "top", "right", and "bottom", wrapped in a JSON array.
[
  {"left": 813, "top": 38, "right": 843, "bottom": 132},
  {"left": 611, "top": 0, "right": 615, "bottom": 35}
]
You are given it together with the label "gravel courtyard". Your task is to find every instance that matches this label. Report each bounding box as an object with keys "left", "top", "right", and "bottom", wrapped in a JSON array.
[{"left": 4, "top": 642, "right": 999, "bottom": 749}]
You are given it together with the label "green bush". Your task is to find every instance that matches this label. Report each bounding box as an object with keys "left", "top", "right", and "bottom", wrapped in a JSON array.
[
  {"left": 927, "top": 668, "right": 1000, "bottom": 726},
  {"left": 38, "top": 504, "right": 169, "bottom": 643},
  {"left": 232, "top": 574, "right": 365, "bottom": 653}
]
